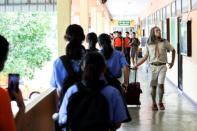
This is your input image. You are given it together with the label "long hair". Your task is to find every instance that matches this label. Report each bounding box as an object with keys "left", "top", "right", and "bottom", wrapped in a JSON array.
[
  {"left": 0, "top": 35, "right": 9, "bottom": 71},
  {"left": 147, "top": 26, "right": 165, "bottom": 45},
  {"left": 98, "top": 33, "right": 113, "bottom": 60},
  {"left": 86, "top": 32, "right": 98, "bottom": 51},
  {"left": 64, "top": 24, "right": 85, "bottom": 59},
  {"left": 83, "top": 52, "right": 106, "bottom": 87}
]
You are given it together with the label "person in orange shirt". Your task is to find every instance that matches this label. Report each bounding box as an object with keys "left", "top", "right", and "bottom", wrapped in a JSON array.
[
  {"left": 113, "top": 31, "right": 124, "bottom": 52},
  {"left": 124, "top": 32, "right": 131, "bottom": 65},
  {"left": 0, "top": 35, "right": 25, "bottom": 131}
]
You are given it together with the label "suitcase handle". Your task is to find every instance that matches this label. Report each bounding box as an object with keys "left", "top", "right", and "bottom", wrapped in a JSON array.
[
  {"left": 134, "top": 52, "right": 138, "bottom": 83},
  {"left": 134, "top": 69, "right": 137, "bottom": 83}
]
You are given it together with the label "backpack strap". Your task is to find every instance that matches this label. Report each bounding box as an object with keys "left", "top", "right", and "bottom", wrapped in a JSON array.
[
  {"left": 60, "top": 55, "right": 83, "bottom": 79},
  {"left": 60, "top": 55, "right": 74, "bottom": 76},
  {"left": 77, "top": 81, "right": 107, "bottom": 92},
  {"left": 58, "top": 55, "right": 82, "bottom": 109},
  {"left": 105, "top": 68, "right": 122, "bottom": 93},
  {"left": 105, "top": 68, "right": 116, "bottom": 79}
]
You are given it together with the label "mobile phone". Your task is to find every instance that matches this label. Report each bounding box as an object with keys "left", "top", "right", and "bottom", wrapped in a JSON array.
[{"left": 8, "top": 73, "right": 20, "bottom": 100}]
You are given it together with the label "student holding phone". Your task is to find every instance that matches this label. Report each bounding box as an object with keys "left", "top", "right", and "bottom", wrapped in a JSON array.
[
  {"left": 0, "top": 35, "right": 25, "bottom": 131},
  {"left": 8, "top": 74, "right": 20, "bottom": 100}
]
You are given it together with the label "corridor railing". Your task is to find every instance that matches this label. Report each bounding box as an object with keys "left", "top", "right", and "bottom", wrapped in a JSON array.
[{"left": 14, "top": 88, "right": 56, "bottom": 131}]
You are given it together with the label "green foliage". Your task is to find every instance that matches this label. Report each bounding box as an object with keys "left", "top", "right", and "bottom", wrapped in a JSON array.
[{"left": 0, "top": 13, "right": 52, "bottom": 79}]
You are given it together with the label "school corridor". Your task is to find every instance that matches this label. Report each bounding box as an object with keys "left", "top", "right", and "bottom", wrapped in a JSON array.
[
  {"left": 1, "top": 0, "right": 197, "bottom": 131},
  {"left": 118, "top": 65, "right": 197, "bottom": 131}
]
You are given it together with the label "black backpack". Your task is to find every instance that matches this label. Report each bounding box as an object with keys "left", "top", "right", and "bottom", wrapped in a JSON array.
[
  {"left": 66, "top": 82, "right": 111, "bottom": 131},
  {"left": 105, "top": 69, "right": 132, "bottom": 123},
  {"left": 59, "top": 55, "right": 83, "bottom": 108},
  {"left": 105, "top": 69, "right": 122, "bottom": 93}
]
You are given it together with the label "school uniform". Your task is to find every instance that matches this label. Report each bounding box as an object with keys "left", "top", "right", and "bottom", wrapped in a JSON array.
[
  {"left": 105, "top": 50, "right": 129, "bottom": 78},
  {"left": 58, "top": 80, "right": 128, "bottom": 127},
  {"left": 50, "top": 58, "right": 82, "bottom": 92},
  {"left": 146, "top": 40, "right": 174, "bottom": 86}
]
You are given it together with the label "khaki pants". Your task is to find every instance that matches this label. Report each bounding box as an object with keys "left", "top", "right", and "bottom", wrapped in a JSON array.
[{"left": 149, "top": 65, "right": 167, "bottom": 86}]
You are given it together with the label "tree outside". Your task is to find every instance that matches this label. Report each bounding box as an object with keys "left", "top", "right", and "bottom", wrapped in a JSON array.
[{"left": 0, "top": 12, "right": 57, "bottom": 99}]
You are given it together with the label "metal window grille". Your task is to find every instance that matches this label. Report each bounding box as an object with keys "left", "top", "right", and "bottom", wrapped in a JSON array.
[{"left": 0, "top": 0, "right": 57, "bottom": 12}]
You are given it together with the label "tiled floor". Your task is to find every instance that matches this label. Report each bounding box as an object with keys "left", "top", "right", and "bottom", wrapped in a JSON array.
[{"left": 118, "top": 65, "right": 197, "bottom": 131}]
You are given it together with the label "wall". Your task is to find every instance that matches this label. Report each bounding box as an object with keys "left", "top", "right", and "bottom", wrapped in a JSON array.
[
  {"left": 140, "top": 0, "right": 197, "bottom": 103},
  {"left": 15, "top": 88, "right": 56, "bottom": 131},
  {"left": 182, "top": 10, "right": 197, "bottom": 101}
]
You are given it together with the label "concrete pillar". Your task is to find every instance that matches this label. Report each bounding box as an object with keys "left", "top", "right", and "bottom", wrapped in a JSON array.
[
  {"left": 101, "top": 13, "right": 104, "bottom": 34},
  {"left": 103, "top": 17, "right": 107, "bottom": 33},
  {"left": 57, "top": 0, "right": 71, "bottom": 56},
  {"left": 104, "top": 17, "right": 110, "bottom": 34},
  {"left": 109, "top": 20, "right": 112, "bottom": 33},
  {"left": 97, "top": 11, "right": 104, "bottom": 35},
  {"left": 90, "top": 6, "right": 97, "bottom": 33},
  {"left": 80, "top": 0, "right": 89, "bottom": 35}
]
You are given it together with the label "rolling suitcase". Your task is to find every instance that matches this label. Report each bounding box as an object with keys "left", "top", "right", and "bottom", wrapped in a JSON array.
[
  {"left": 138, "top": 48, "right": 143, "bottom": 58},
  {"left": 123, "top": 69, "right": 142, "bottom": 105}
]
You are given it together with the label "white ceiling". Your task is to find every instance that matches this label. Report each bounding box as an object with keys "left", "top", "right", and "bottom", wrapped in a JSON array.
[{"left": 105, "top": 0, "right": 151, "bottom": 20}]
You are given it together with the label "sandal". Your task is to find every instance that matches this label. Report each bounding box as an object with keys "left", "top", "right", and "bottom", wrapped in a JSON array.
[
  {"left": 159, "top": 103, "right": 165, "bottom": 110},
  {"left": 152, "top": 104, "right": 158, "bottom": 111}
]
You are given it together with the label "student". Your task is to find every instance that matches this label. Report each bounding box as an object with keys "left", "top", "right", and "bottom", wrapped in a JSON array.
[
  {"left": 124, "top": 32, "right": 131, "bottom": 65},
  {"left": 0, "top": 35, "right": 25, "bottom": 131},
  {"left": 50, "top": 24, "right": 86, "bottom": 97},
  {"left": 58, "top": 52, "right": 129, "bottom": 131},
  {"left": 133, "top": 26, "right": 175, "bottom": 110},
  {"left": 86, "top": 32, "right": 98, "bottom": 52},
  {"left": 113, "top": 31, "right": 124, "bottom": 52},
  {"left": 130, "top": 32, "right": 140, "bottom": 66},
  {"left": 98, "top": 33, "right": 129, "bottom": 89}
]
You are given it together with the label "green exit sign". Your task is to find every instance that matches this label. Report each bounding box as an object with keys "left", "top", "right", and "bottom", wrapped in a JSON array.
[{"left": 118, "top": 21, "right": 130, "bottom": 26}]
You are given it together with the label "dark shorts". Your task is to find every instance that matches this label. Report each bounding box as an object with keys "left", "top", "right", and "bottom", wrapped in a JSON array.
[{"left": 131, "top": 48, "right": 137, "bottom": 58}]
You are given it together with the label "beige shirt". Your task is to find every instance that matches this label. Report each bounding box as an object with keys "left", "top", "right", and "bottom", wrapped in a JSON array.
[{"left": 145, "top": 40, "right": 174, "bottom": 64}]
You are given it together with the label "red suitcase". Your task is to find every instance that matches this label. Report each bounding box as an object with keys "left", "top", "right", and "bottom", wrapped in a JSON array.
[{"left": 123, "top": 69, "right": 142, "bottom": 105}]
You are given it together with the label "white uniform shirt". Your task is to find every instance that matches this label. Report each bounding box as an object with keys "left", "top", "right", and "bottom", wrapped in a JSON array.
[{"left": 145, "top": 40, "right": 174, "bottom": 64}]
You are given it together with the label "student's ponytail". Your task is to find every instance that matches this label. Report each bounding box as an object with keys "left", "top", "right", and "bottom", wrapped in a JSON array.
[
  {"left": 98, "top": 33, "right": 113, "bottom": 60},
  {"left": 64, "top": 24, "right": 85, "bottom": 60}
]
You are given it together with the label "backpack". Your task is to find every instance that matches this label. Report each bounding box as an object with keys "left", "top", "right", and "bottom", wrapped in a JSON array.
[
  {"left": 66, "top": 82, "right": 111, "bottom": 131},
  {"left": 105, "top": 69, "right": 122, "bottom": 93},
  {"left": 105, "top": 69, "right": 132, "bottom": 123},
  {"left": 58, "top": 55, "right": 83, "bottom": 108}
]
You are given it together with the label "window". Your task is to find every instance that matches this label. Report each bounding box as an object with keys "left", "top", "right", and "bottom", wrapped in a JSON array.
[
  {"left": 192, "top": 0, "right": 197, "bottom": 10},
  {"left": 171, "top": 1, "right": 176, "bottom": 17},
  {"left": 179, "top": 20, "right": 192, "bottom": 56},
  {"left": 154, "top": 12, "right": 157, "bottom": 24},
  {"left": 176, "top": 0, "right": 182, "bottom": 16},
  {"left": 162, "top": 7, "right": 166, "bottom": 20},
  {"left": 166, "top": 4, "right": 171, "bottom": 17},
  {"left": 157, "top": 10, "right": 160, "bottom": 23},
  {"left": 182, "top": 0, "right": 188, "bottom": 13},
  {"left": 0, "top": 0, "right": 56, "bottom": 11}
]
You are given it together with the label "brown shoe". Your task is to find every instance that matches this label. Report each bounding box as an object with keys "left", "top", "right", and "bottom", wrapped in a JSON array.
[
  {"left": 152, "top": 104, "right": 158, "bottom": 111},
  {"left": 159, "top": 103, "right": 165, "bottom": 110}
]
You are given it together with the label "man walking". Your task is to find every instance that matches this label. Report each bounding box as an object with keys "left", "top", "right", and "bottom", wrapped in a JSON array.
[{"left": 133, "top": 26, "right": 175, "bottom": 110}]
